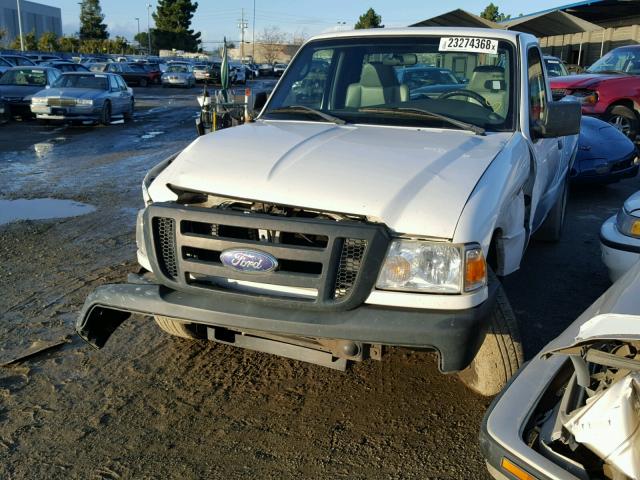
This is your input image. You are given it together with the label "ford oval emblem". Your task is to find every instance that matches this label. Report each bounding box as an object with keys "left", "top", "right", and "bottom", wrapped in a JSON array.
[{"left": 219, "top": 249, "right": 278, "bottom": 273}]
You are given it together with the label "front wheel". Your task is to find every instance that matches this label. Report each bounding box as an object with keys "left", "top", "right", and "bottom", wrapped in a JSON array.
[
  {"left": 457, "top": 280, "right": 524, "bottom": 396},
  {"left": 606, "top": 105, "right": 639, "bottom": 140},
  {"left": 139, "top": 78, "right": 148, "bottom": 88},
  {"left": 100, "top": 101, "right": 111, "bottom": 125}
]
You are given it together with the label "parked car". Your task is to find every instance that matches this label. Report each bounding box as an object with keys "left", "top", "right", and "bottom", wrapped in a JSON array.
[
  {"left": 551, "top": 44, "right": 640, "bottom": 140},
  {"left": 244, "top": 63, "right": 259, "bottom": 79},
  {"left": 0, "top": 66, "right": 61, "bottom": 117},
  {"left": 0, "top": 96, "right": 9, "bottom": 123},
  {"left": 258, "top": 63, "right": 273, "bottom": 76},
  {"left": 40, "top": 61, "right": 90, "bottom": 73},
  {"left": 273, "top": 63, "right": 287, "bottom": 77},
  {"left": 230, "top": 63, "right": 246, "bottom": 84},
  {"left": 396, "top": 65, "right": 462, "bottom": 99},
  {"left": 544, "top": 55, "right": 569, "bottom": 77},
  {"left": 24, "top": 53, "right": 62, "bottom": 63},
  {"left": 481, "top": 259, "right": 640, "bottom": 480},
  {"left": 600, "top": 190, "right": 640, "bottom": 282},
  {"left": 103, "top": 62, "right": 155, "bottom": 87},
  {"left": 137, "top": 62, "right": 162, "bottom": 83},
  {"left": 161, "top": 64, "right": 195, "bottom": 88},
  {"left": 77, "top": 28, "right": 581, "bottom": 397},
  {"left": 0, "top": 54, "right": 35, "bottom": 66},
  {"left": 572, "top": 115, "right": 638, "bottom": 183},
  {"left": 192, "top": 64, "right": 213, "bottom": 83},
  {"left": 0, "top": 56, "right": 12, "bottom": 75},
  {"left": 30, "top": 72, "right": 134, "bottom": 125}
]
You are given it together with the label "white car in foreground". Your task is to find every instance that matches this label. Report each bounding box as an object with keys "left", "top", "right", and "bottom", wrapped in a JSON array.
[
  {"left": 601, "top": 190, "right": 640, "bottom": 281},
  {"left": 481, "top": 260, "right": 640, "bottom": 480},
  {"left": 77, "top": 28, "right": 580, "bottom": 396}
]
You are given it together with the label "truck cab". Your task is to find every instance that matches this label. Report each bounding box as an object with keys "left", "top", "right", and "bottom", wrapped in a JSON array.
[{"left": 77, "top": 28, "right": 581, "bottom": 396}]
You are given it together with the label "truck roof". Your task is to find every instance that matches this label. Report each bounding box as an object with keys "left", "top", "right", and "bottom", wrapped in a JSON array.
[{"left": 308, "top": 27, "right": 534, "bottom": 45}]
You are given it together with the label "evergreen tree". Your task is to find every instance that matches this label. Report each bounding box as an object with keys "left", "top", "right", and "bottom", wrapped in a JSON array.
[
  {"left": 79, "top": 0, "right": 109, "bottom": 41},
  {"left": 38, "top": 32, "right": 59, "bottom": 52},
  {"left": 354, "top": 8, "right": 383, "bottom": 29},
  {"left": 152, "top": 0, "right": 201, "bottom": 52},
  {"left": 480, "top": 3, "right": 511, "bottom": 22}
]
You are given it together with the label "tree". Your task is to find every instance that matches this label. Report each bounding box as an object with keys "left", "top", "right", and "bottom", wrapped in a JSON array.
[
  {"left": 354, "top": 8, "right": 383, "bottom": 29},
  {"left": 153, "top": 0, "right": 201, "bottom": 52},
  {"left": 258, "top": 26, "right": 287, "bottom": 64},
  {"left": 480, "top": 3, "right": 511, "bottom": 22},
  {"left": 59, "top": 35, "right": 80, "bottom": 52},
  {"left": 0, "top": 28, "right": 6, "bottom": 45},
  {"left": 79, "top": 0, "right": 109, "bottom": 40},
  {"left": 38, "top": 31, "right": 59, "bottom": 52},
  {"left": 10, "top": 31, "right": 37, "bottom": 50}
]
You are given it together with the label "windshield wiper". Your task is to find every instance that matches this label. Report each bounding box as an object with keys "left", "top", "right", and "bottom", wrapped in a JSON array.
[
  {"left": 358, "top": 106, "right": 485, "bottom": 135},
  {"left": 268, "top": 105, "right": 347, "bottom": 125}
]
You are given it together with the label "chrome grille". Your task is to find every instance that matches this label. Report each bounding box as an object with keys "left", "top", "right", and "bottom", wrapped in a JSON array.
[{"left": 47, "top": 98, "right": 76, "bottom": 107}]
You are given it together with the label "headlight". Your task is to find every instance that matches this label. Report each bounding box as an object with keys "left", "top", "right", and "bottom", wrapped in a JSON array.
[
  {"left": 616, "top": 208, "right": 640, "bottom": 238},
  {"left": 571, "top": 90, "right": 598, "bottom": 105},
  {"left": 376, "top": 240, "right": 486, "bottom": 294},
  {"left": 31, "top": 97, "right": 47, "bottom": 104},
  {"left": 76, "top": 99, "right": 93, "bottom": 106}
]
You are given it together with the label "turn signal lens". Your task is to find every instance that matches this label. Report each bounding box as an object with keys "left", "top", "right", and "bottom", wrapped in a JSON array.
[
  {"left": 379, "top": 255, "right": 412, "bottom": 284},
  {"left": 617, "top": 209, "right": 640, "bottom": 239},
  {"left": 632, "top": 220, "right": 640, "bottom": 237},
  {"left": 501, "top": 458, "right": 537, "bottom": 480},
  {"left": 464, "top": 247, "right": 487, "bottom": 292}
]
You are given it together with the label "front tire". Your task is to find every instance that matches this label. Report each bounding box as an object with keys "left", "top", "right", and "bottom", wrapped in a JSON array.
[
  {"left": 154, "top": 315, "right": 200, "bottom": 339},
  {"left": 100, "top": 101, "right": 111, "bottom": 125},
  {"left": 606, "top": 105, "right": 639, "bottom": 140},
  {"left": 139, "top": 78, "right": 148, "bottom": 88},
  {"left": 457, "top": 279, "right": 523, "bottom": 396}
]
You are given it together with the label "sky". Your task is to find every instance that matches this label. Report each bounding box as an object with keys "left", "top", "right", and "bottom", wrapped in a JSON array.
[{"left": 55, "top": 0, "right": 566, "bottom": 48}]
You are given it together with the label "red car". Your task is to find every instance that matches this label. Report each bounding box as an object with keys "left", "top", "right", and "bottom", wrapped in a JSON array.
[{"left": 550, "top": 45, "right": 640, "bottom": 140}]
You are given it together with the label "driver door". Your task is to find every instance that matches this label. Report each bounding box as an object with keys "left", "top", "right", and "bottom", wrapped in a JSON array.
[{"left": 525, "top": 46, "right": 563, "bottom": 232}]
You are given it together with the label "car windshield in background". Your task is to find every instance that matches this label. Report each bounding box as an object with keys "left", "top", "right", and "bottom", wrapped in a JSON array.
[
  {"left": 52, "top": 74, "right": 108, "bottom": 90},
  {"left": 167, "top": 65, "right": 188, "bottom": 73},
  {"left": 263, "top": 36, "right": 516, "bottom": 131},
  {"left": 128, "top": 64, "right": 146, "bottom": 72},
  {"left": 544, "top": 58, "right": 569, "bottom": 77},
  {"left": 587, "top": 48, "right": 640, "bottom": 74},
  {"left": 0, "top": 69, "right": 47, "bottom": 86}
]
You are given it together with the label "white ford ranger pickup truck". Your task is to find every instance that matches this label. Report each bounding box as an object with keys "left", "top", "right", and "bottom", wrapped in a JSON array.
[{"left": 77, "top": 28, "right": 581, "bottom": 395}]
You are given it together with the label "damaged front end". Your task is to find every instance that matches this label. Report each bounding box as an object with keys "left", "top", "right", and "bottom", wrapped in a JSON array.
[{"left": 525, "top": 328, "right": 640, "bottom": 480}]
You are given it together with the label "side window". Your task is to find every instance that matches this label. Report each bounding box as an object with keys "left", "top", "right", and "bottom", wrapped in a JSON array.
[
  {"left": 527, "top": 47, "right": 548, "bottom": 127},
  {"left": 109, "top": 75, "right": 119, "bottom": 91},
  {"left": 116, "top": 75, "right": 127, "bottom": 90}
]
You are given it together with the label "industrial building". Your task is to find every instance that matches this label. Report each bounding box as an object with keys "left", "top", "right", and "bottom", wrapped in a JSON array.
[
  {"left": 0, "top": 0, "right": 62, "bottom": 47},
  {"left": 412, "top": 0, "right": 640, "bottom": 68}
]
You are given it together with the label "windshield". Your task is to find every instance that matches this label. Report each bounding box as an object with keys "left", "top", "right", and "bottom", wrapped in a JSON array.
[
  {"left": 0, "top": 68, "right": 48, "bottom": 86},
  {"left": 52, "top": 74, "right": 108, "bottom": 90},
  {"left": 263, "top": 36, "right": 516, "bottom": 131},
  {"left": 544, "top": 58, "right": 568, "bottom": 77},
  {"left": 167, "top": 65, "right": 188, "bottom": 73},
  {"left": 588, "top": 48, "right": 640, "bottom": 74}
]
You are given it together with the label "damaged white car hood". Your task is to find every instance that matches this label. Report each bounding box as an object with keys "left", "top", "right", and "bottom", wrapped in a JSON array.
[{"left": 149, "top": 120, "right": 512, "bottom": 238}]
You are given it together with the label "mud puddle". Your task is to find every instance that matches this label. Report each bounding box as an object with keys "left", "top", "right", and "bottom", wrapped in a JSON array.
[{"left": 0, "top": 198, "right": 96, "bottom": 225}]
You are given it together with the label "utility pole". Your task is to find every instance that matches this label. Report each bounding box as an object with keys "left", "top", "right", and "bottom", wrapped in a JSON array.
[
  {"left": 238, "top": 8, "right": 248, "bottom": 60},
  {"left": 147, "top": 3, "right": 152, "bottom": 54},
  {"left": 135, "top": 17, "right": 140, "bottom": 37},
  {"left": 16, "top": 0, "right": 25, "bottom": 51},
  {"left": 252, "top": 0, "right": 256, "bottom": 61}
]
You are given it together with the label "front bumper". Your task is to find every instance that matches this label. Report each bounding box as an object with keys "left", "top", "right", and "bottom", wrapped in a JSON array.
[
  {"left": 571, "top": 152, "right": 638, "bottom": 184},
  {"left": 481, "top": 354, "right": 581, "bottom": 480},
  {"left": 600, "top": 215, "right": 640, "bottom": 282},
  {"left": 76, "top": 273, "right": 496, "bottom": 373},
  {"left": 31, "top": 105, "right": 100, "bottom": 120}
]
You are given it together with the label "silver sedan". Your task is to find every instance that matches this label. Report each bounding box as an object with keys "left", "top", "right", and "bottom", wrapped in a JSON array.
[
  {"left": 161, "top": 64, "right": 195, "bottom": 88},
  {"left": 30, "top": 72, "right": 134, "bottom": 125}
]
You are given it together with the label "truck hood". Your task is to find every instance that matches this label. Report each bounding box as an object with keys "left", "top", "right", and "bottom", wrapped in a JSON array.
[
  {"left": 150, "top": 120, "right": 512, "bottom": 238},
  {"left": 550, "top": 73, "right": 628, "bottom": 89}
]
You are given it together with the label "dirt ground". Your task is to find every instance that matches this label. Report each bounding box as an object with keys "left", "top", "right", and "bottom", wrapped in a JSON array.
[{"left": 0, "top": 85, "right": 637, "bottom": 479}]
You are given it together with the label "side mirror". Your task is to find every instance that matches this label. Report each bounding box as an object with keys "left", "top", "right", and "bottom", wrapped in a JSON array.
[
  {"left": 253, "top": 91, "right": 268, "bottom": 112},
  {"left": 532, "top": 101, "right": 581, "bottom": 138}
]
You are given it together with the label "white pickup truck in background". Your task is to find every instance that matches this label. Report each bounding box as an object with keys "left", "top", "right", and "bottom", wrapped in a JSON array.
[{"left": 77, "top": 27, "right": 581, "bottom": 396}]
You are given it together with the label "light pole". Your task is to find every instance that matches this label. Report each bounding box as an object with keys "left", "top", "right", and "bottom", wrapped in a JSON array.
[
  {"left": 16, "top": 0, "right": 25, "bottom": 51},
  {"left": 252, "top": 0, "right": 256, "bottom": 61},
  {"left": 146, "top": 3, "right": 152, "bottom": 54}
]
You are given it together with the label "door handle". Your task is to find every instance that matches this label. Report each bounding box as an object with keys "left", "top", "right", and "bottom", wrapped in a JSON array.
[{"left": 557, "top": 139, "right": 563, "bottom": 150}]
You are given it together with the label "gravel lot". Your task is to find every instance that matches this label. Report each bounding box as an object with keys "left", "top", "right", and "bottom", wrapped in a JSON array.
[{"left": 0, "top": 83, "right": 637, "bottom": 479}]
